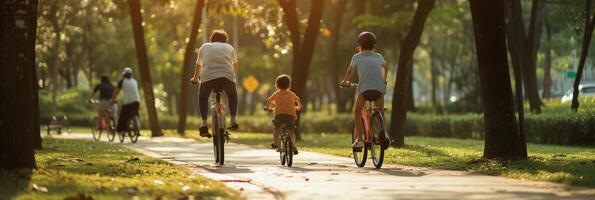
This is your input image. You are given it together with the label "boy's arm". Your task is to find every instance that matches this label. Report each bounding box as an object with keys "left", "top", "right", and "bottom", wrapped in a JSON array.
[
  {"left": 340, "top": 66, "right": 355, "bottom": 84},
  {"left": 294, "top": 95, "right": 303, "bottom": 111},
  {"left": 266, "top": 94, "right": 275, "bottom": 108}
]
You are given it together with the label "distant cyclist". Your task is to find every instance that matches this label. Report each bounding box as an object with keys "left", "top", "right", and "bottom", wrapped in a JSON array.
[
  {"left": 110, "top": 67, "right": 141, "bottom": 134},
  {"left": 190, "top": 30, "right": 240, "bottom": 137},
  {"left": 87, "top": 74, "right": 115, "bottom": 122},
  {"left": 340, "top": 32, "right": 388, "bottom": 149}
]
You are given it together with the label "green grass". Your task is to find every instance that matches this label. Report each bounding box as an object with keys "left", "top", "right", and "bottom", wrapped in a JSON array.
[
  {"left": 0, "top": 138, "right": 240, "bottom": 200},
  {"left": 225, "top": 132, "right": 595, "bottom": 187}
]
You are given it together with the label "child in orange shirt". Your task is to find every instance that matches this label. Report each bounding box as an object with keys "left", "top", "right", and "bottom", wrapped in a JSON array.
[{"left": 266, "top": 74, "right": 303, "bottom": 154}]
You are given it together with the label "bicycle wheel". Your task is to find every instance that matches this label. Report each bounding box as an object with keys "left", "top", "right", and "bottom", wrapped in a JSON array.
[
  {"left": 91, "top": 117, "right": 102, "bottom": 141},
  {"left": 129, "top": 116, "right": 140, "bottom": 143},
  {"left": 279, "top": 134, "right": 286, "bottom": 165},
  {"left": 352, "top": 119, "right": 367, "bottom": 167},
  {"left": 370, "top": 112, "right": 385, "bottom": 169},
  {"left": 107, "top": 118, "right": 116, "bottom": 142},
  {"left": 286, "top": 136, "right": 293, "bottom": 167},
  {"left": 118, "top": 130, "right": 126, "bottom": 143},
  {"left": 216, "top": 129, "right": 225, "bottom": 165},
  {"left": 212, "top": 114, "right": 219, "bottom": 163}
]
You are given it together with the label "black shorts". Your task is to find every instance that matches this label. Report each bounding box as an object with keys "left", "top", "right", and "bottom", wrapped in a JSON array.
[
  {"left": 361, "top": 90, "right": 383, "bottom": 101},
  {"left": 273, "top": 114, "right": 295, "bottom": 130}
]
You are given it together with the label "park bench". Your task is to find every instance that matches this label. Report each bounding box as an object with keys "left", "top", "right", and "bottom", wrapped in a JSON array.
[{"left": 43, "top": 115, "right": 70, "bottom": 135}]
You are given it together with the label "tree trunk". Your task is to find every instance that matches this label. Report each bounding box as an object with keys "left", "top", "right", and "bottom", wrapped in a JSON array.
[
  {"left": 407, "top": 61, "right": 415, "bottom": 112},
  {"left": 505, "top": 0, "right": 528, "bottom": 158},
  {"left": 128, "top": 0, "right": 162, "bottom": 136},
  {"left": 572, "top": 0, "right": 595, "bottom": 112},
  {"left": 543, "top": 18, "right": 553, "bottom": 99},
  {"left": 289, "top": 1, "right": 325, "bottom": 105},
  {"left": 509, "top": 0, "right": 543, "bottom": 113},
  {"left": 277, "top": 0, "right": 325, "bottom": 140},
  {"left": 178, "top": 0, "right": 205, "bottom": 134},
  {"left": 0, "top": 0, "right": 39, "bottom": 169},
  {"left": 430, "top": 54, "right": 437, "bottom": 113},
  {"left": 331, "top": 0, "right": 348, "bottom": 113},
  {"left": 469, "top": 0, "right": 526, "bottom": 160},
  {"left": 389, "top": 0, "right": 435, "bottom": 147}
]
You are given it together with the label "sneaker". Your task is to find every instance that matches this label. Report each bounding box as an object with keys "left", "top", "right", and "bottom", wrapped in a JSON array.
[
  {"left": 228, "top": 123, "right": 239, "bottom": 131},
  {"left": 351, "top": 139, "right": 364, "bottom": 149},
  {"left": 270, "top": 143, "right": 278, "bottom": 149},
  {"left": 199, "top": 126, "right": 211, "bottom": 138}
]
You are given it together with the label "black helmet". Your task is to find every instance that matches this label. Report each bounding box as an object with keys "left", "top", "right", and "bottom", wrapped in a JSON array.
[{"left": 357, "top": 31, "right": 376, "bottom": 49}]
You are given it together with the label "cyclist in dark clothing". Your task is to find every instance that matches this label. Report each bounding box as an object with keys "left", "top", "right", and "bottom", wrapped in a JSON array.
[{"left": 87, "top": 75, "right": 115, "bottom": 122}]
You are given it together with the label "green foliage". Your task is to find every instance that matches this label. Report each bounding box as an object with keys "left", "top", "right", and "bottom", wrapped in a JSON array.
[
  {"left": 0, "top": 138, "right": 239, "bottom": 199},
  {"left": 39, "top": 88, "right": 92, "bottom": 116}
]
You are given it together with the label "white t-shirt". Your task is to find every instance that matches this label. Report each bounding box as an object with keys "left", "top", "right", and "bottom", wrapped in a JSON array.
[
  {"left": 117, "top": 78, "right": 141, "bottom": 105},
  {"left": 196, "top": 42, "right": 238, "bottom": 83}
]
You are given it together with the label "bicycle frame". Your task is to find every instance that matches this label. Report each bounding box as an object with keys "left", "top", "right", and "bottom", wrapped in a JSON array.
[
  {"left": 358, "top": 101, "right": 383, "bottom": 144},
  {"left": 212, "top": 90, "right": 226, "bottom": 131}
]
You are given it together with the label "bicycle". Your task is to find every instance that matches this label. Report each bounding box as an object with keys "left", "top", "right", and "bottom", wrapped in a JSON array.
[
  {"left": 340, "top": 83, "right": 390, "bottom": 169},
  {"left": 264, "top": 107, "right": 296, "bottom": 167},
  {"left": 117, "top": 109, "right": 140, "bottom": 144},
  {"left": 202, "top": 88, "right": 231, "bottom": 165},
  {"left": 90, "top": 100, "right": 116, "bottom": 142}
]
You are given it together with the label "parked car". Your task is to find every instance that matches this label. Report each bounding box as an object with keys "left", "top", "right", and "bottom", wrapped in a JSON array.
[{"left": 561, "top": 84, "right": 595, "bottom": 103}]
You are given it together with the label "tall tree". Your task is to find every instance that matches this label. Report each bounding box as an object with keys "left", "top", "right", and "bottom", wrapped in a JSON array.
[
  {"left": 330, "top": 0, "right": 349, "bottom": 113},
  {"left": 542, "top": 18, "right": 553, "bottom": 99},
  {"left": 572, "top": 0, "right": 595, "bottom": 112},
  {"left": 0, "top": 0, "right": 39, "bottom": 169},
  {"left": 508, "top": 0, "right": 544, "bottom": 113},
  {"left": 276, "top": 0, "right": 325, "bottom": 140},
  {"left": 128, "top": 0, "right": 162, "bottom": 136},
  {"left": 469, "top": 0, "right": 527, "bottom": 159},
  {"left": 178, "top": 0, "right": 206, "bottom": 134},
  {"left": 276, "top": 0, "right": 325, "bottom": 105},
  {"left": 389, "top": 0, "right": 435, "bottom": 147}
]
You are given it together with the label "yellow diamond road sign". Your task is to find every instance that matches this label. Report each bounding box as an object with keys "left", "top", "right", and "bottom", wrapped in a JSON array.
[{"left": 243, "top": 75, "right": 260, "bottom": 93}]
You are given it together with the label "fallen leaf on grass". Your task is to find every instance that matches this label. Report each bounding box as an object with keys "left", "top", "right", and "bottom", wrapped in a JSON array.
[
  {"left": 120, "top": 157, "right": 140, "bottom": 164},
  {"left": 64, "top": 193, "right": 94, "bottom": 200},
  {"left": 32, "top": 184, "right": 48, "bottom": 192}
]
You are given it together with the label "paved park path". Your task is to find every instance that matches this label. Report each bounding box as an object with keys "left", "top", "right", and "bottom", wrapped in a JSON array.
[{"left": 56, "top": 134, "right": 595, "bottom": 200}]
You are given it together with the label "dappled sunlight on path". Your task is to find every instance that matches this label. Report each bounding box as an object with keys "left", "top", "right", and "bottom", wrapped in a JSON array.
[{"left": 56, "top": 134, "right": 595, "bottom": 200}]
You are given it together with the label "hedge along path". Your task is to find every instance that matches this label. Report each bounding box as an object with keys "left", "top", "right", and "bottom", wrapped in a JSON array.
[{"left": 57, "top": 133, "right": 595, "bottom": 200}]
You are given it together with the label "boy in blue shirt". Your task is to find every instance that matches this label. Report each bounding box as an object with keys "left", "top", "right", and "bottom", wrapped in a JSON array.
[{"left": 339, "top": 32, "right": 388, "bottom": 149}]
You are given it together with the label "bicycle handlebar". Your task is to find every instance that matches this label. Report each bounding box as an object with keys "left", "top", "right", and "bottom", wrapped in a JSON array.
[{"left": 339, "top": 82, "right": 359, "bottom": 88}]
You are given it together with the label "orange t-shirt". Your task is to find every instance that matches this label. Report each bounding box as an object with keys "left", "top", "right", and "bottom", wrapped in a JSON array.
[{"left": 267, "top": 90, "right": 302, "bottom": 118}]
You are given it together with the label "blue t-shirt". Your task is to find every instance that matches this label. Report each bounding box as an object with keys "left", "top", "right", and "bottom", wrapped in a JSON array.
[{"left": 350, "top": 50, "right": 387, "bottom": 95}]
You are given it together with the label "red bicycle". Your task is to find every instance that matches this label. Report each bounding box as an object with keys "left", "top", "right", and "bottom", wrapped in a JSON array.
[
  {"left": 341, "top": 83, "right": 390, "bottom": 169},
  {"left": 90, "top": 100, "right": 117, "bottom": 142}
]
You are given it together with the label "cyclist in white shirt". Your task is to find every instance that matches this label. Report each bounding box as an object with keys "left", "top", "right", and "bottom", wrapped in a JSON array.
[
  {"left": 111, "top": 67, "right": 140, "bottom": 133},
  {"left": 190, "top": 30, "right": 239, "bottom": 137}
]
